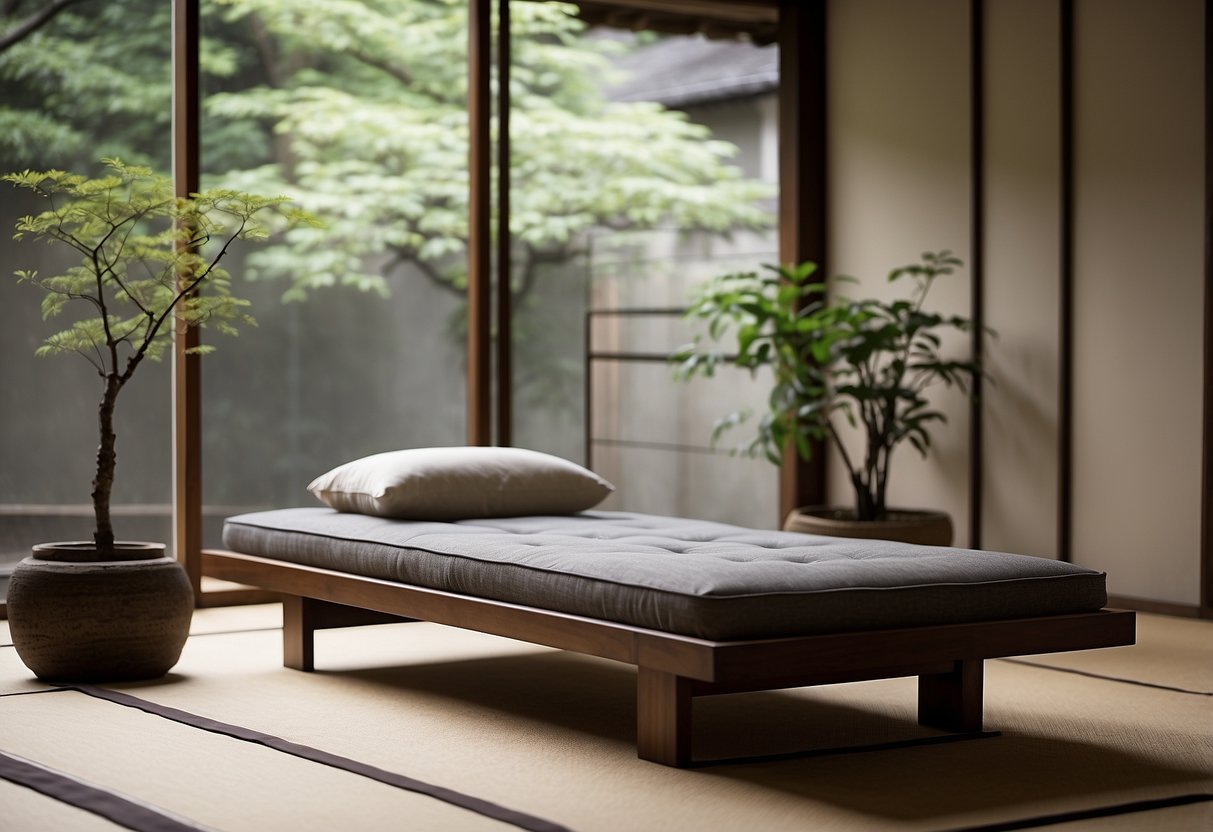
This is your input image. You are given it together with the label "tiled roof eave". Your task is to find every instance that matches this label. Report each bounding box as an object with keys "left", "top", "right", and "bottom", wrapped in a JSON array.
[{"left": 611, "top": 70, "right": 778, "bottom": 107}]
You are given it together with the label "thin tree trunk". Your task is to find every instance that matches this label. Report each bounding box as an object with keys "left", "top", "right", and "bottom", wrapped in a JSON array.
[
  {"left": 91, "top": 375, "right": 121, "bottom": 556},
  {"left": 853, "top": 471, "right": 875, "bottom": 521},
  {"left": 0, "top": 0, "right": 90, "bottom": 54}
]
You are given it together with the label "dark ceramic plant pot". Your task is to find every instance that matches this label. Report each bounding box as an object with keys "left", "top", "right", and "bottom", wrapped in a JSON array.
[
  {"left": 783, "top": 506, "right": 954, "bottom": 547},
  {"left": 6, "top": 542, "right": 194, "bottom": 682}
]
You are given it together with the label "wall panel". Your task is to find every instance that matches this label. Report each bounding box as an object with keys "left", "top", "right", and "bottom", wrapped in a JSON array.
[
  {"left": 825, "top": 0, "right": 1206, "bottom": 607},
  {"left": 827, "top": 0, "right": 974, "bottom": 542},
  {"left": 982, "top": 0, "right": 1062, "bottom": 558},
  {"left": 1071, "top": 0, "right": 1205, "bottom": 603}
]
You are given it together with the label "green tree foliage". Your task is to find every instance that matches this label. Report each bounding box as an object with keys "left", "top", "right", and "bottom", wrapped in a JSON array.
[
  {"left": 1, "top": 0, "right": 774, "bottom": 301},
  {"left": 2, "top": 0, "right": 775, "bottom": 443},
  {"left": 675, "top": 252, "right": 985, "bottom": 522},
  {"left": 207, "top": 0, "right": 774, "bottom": 301},
  {"left": 0, "top": 1, "right": 260, "bottom": 173},
  {"left": 0, "top": 1, "right": 172, "bottom": 170},
  {"left": 5, "top": 159, "right": 304, "bottom": 552}
]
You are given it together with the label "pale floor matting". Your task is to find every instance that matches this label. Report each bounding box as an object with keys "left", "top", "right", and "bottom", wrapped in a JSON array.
[
  {"left": 1, "top": 609, "right": 1210, "bottom": 831},
  {"left": 1013, "top": 612, "right": 1213, "bottom": 694},
  {"left": 1, "top": 691, "right": 514, "bottom": 832}
]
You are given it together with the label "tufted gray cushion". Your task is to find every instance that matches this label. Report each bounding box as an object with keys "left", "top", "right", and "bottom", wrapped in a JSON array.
[{"left": 222, "top": 509, "right": 1107, "bottom": 640}]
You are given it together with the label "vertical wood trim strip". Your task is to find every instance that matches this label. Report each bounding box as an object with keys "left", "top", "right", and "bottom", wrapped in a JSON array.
[
  {"left": 496, "top": 0, "right": 512, "bottom": 447},
  {"left": 1057, "top": 0, "right": 1075, "bottom": 563},
  {"left": 468, "top": 0, "right": 492, "bottom": 446},
  {"left": 584, "top": 310, "right": 593, "bottom": 469},
  {"left": 1202, "top": 0, "right": 1212, "bottom": 611},
  {"left": 172, "top": 0, "right": 202, "bottom": 597},
  {"left": 777, "top": 0, "right": 828, "bottom": 526},
  {"left": 969, "top": 0, "right": 985, "bottom": 550}
]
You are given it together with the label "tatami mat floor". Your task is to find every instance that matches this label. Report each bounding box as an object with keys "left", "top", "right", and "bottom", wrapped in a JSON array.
[{"left": 2, "top": 608, "right": 1210, "bottom": 831}]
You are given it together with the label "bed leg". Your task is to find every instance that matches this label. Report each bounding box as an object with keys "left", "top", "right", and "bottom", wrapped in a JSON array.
[
  {"left": 918, "top": 658, "right": 984, "bottom": 732},
  {"left": 282, "top": 595, "right": 316, "bottom": 672},
  {"left": 637, "top": 668, "right": 692, "bottom": 766}
]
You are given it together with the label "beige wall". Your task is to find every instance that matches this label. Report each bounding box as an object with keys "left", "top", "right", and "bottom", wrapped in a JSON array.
[
  {"left": 1071, "top": 0, "right": 1205, "bottom": 603},
  {"left": 827, "top": 0, "right": 974, "bottom": 544},
  {"left": 983, "top": 0, "right": 1061, "bottom": 558},
  {"left": 826, "top": 0, "right": 1206, "bottom": 605}
]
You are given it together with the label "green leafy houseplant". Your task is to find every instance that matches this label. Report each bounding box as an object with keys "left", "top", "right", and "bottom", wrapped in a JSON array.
[
  {"left": 5, "top": 159, "right": 304, "bottom": 557},
  {"left": 674, "top": 251, "right": 983, "bottom": 523}
]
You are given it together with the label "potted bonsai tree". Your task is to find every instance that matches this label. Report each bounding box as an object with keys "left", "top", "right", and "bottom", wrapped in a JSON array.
[
  {"left": 674, "top": 250, "right": 984, "bottom": 545},
  {"left": 3, "top": 159, "right": 304, "bottom": 681}
]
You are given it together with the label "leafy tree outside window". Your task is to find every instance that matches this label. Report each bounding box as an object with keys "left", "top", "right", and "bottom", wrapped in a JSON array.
[
  {"left": 2, "top": 0, "right": 772, "bottom": 299},
  {"left": 0, "top": 0, "right": 776, "bottom": 518}
]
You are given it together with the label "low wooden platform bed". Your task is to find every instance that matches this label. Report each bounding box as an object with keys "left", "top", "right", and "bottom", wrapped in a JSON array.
[{"left": 203, "top": 507, "right": 1136, "bottom": 767}]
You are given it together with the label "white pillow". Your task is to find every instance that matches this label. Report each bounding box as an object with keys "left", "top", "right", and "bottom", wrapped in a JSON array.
[{"left": 307, "top": 446, "right": 615, "bottom": 520}]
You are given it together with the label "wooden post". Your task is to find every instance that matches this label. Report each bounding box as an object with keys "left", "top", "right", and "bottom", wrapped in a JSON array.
[
  {"left": 777, "top": 0, "right": 828, "bottom": 525},
  {"left": 282, "top": 596, "right": 316, "bottom": 672},
  {"left": 171, "top": 0, "right": 202, "bottom": 600},
  {"left": 496, "top": 0, "right": 513, "bottom": 447},
  {"left": 918, "top": 659, "right": 984, "bottom": 732},
  {"left": 968, "top": 0, "right": 986, "bottom": 549},
  {"left": 1057, "top": 0, "right": 1074, "bottom": 562},
  {"left": 636, "top": 668, "right": 693, "bottom": 766},
  {"left": 1202, "top": 0, "right": 1213, "bottom": 614},
  {"left": 467, "top": 0, "right": 492, "bottom": 446}
]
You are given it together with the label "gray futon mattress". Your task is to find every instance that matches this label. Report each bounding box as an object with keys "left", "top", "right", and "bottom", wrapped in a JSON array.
[{"left": 222, "top": 509, "right": 1107, "bottom": 640}]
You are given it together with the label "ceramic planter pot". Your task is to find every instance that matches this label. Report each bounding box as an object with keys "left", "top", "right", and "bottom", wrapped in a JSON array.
[
  {"left": 6, "top": 542, "right": 194, "bottom": 682},
  {"left": 783, "top": 506, "right": 954, "bottom": 547}
]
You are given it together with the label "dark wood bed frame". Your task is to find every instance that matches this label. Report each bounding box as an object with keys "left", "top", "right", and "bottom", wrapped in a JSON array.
[{"left": 202, "top": 549, "right": 1137, "bottom": 767}]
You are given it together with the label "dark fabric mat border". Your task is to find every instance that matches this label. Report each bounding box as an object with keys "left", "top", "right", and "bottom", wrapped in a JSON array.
[
  {"left": 0, "top": 625, "right": 283, "bottom": 650},
  {"left": 177, "top": 626, "right": 283, "bottom": 639},
  {"left": 0, "top": 686, "right": 62, "bottom": 698},
  {"left": 0, "top": 748, "right": 210, "bottom": 832},
  {"left": 692, "top": 730, "right": 1001, "bottom": 768},
  {"left": 940, "top": 793, "right": 1213, "bottom": 831},
  {"left": 998, "top": 658, "right": 1213, "bottom": 697},
  {"left": 3, "top": 684, "right": 569, "bottom": 832}
]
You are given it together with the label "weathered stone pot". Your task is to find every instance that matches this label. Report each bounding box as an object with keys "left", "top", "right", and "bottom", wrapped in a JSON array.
[
  {"left": 783, "top": 506, "right": 954, "bottom": 547},
  {"left": 6, "top": 542, "right": 194, "bottom": 682}
]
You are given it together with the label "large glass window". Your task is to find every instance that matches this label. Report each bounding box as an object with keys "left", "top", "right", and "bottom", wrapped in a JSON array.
[
  {"left": 585, "top": 230, "right": 779, "bottom": 528},
  {"left": 508, "top": 24, "right": 780, "bottom": 528},
  {"left": 198, "top": 0, "right": 468, "bottom": 546},
  {"left": 0, "top": 2, "right": 785, "bottom": 584},
  {"left": 0, "top": 1, "right": 173, "bottom": 572}
]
